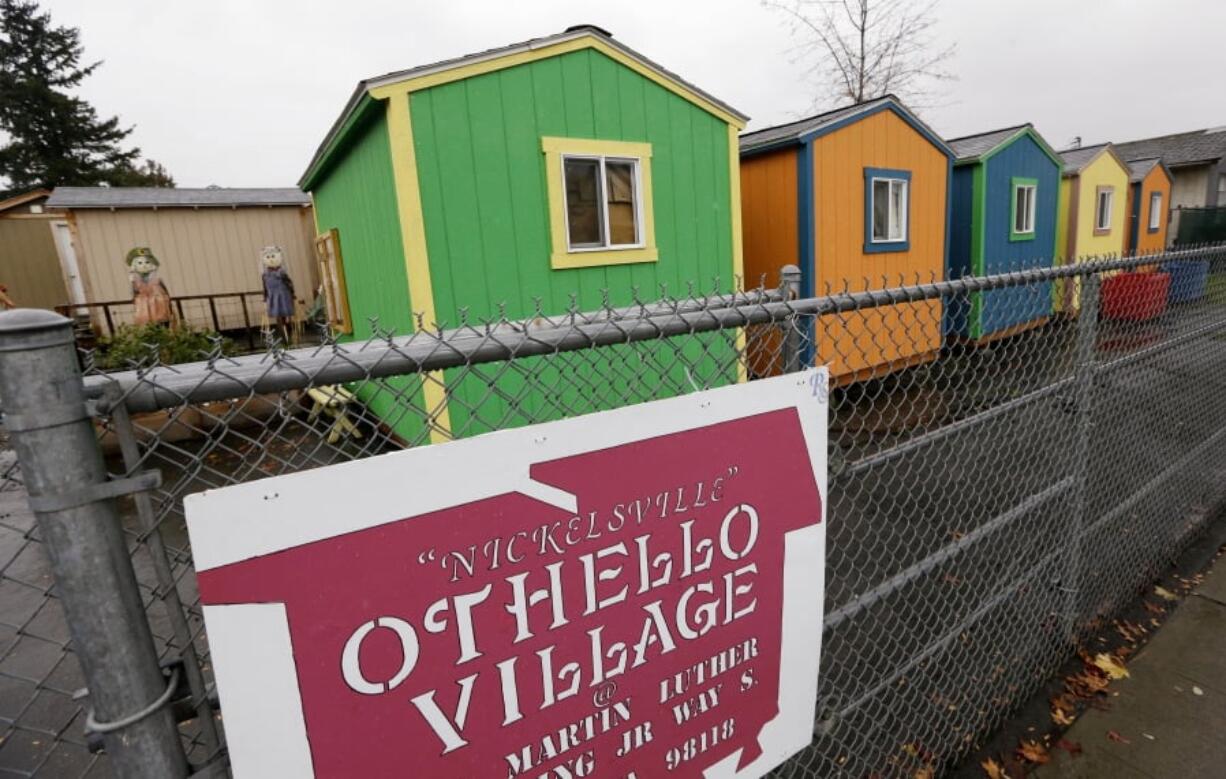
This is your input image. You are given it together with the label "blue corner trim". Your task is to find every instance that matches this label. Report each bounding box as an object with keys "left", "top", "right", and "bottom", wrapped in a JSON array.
[
  {"left": 943, "top": 156, "right": 953, "bottom": 288},
  {"left": 799, "top": 102, "right": 954, "bottom": 161},
  {"left": 864, "top": 167, "right": 912, "bottom": 254},
  {"left": 1146, "top": 190, "right": 1163, "bottom": 234},
  {"left": 797, "top": 142, "right": 815, "bottom": 298},
  {"left": 1128, "top": 182, "right": 1141, "bottom": 248},
  {"left": 797, "top": 140, "right": 816, "bottom": 364}
]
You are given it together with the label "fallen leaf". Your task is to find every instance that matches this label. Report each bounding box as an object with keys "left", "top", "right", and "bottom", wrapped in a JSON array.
[
  {"left": 1142, "top": 601, "right": 1166, "bottom": 616},
  {"left": 1092, "top": 653, "right": 1131, "bottom": 680},
  {"left": 1107, "top": 730, "right": 1131, "bottom": 745},
  {"left": 1068, "top": 671, "right": 1110, "bottom": 695},
  {"left": 914, "top": 767, "right": 935, "bottom": 779},
  {"left": 1055, "top": 738, "right": 1083, "bottom": 757},
  {"left": 1017, "top": 740, "right": 1050, "bottom": 765},
  {"left": 981, "top": 757, "right": 1009, "bottom": 779},
  {"left": 1051, "top": 706, "right": 1075, "bottom": 726},
  {"left": 1154, "top": 586, "right": 1178, "bottom": 601}
]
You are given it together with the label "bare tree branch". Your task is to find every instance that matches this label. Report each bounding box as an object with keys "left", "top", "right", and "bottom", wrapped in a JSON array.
[{"left": 763, "top": 0, "right": 957, "bottom": 112}]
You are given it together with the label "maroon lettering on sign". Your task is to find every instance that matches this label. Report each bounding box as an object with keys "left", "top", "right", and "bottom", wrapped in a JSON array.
[{"left": 197, "top": 408, "right": 822, "bottom": 778}]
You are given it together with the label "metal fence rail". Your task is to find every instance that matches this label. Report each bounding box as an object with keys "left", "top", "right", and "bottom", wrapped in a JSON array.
[{"left": 3, "top": 243, "right": 1226, "bottom": 777}]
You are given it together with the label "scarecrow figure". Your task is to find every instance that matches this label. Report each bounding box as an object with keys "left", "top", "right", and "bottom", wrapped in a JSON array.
[
  {"left": 126, "top": 247, "right": 173, "bottom": 326},
  {"left": 260, "top": 245, "right": 296, "bottom": 342}
]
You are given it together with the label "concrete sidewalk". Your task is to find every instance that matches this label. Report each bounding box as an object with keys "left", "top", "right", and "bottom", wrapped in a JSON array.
[{"left": 1036, "top": 556, "right": 1226, "bottom": 778}]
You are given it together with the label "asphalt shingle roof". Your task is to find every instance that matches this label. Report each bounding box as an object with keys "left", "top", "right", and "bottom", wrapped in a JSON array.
[
  {"left": 46, "top": 187, "right": 310, "bottom": 209},
  {"left": 738, "top": 97, "right": 897, "bottom": 154},
  {"left": 1059, "top": 144, "right": 1110, "bottom": 175},
  {"left": 946, "top": 125, "right": 1029, "bottom": 161},
  {"left": 1114, "top": 128, "right": 1226, "bottom": 168},
  {"left": 1126, "top": 157, "right": 1161, "bottom": 183}
]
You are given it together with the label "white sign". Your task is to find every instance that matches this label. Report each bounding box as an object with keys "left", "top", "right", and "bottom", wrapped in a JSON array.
[{"left": 186, "top": 369, "right": 828, "bottom": 778}]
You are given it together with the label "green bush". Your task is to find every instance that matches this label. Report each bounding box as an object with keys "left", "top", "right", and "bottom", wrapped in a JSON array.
[{"left": 96, "top": 323, "right": 235, "bottom": 370}]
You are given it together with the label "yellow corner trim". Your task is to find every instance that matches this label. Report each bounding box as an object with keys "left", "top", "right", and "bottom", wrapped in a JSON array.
[
  {"left": 368, "top": 36, "right": 745, "bottom": 129},
  {"left": 384, "top": 91, "right": 452, "bottom": 442},
  {"left": 728, "top": 125, "right": 747, "bottom": 384},
  {"left": 543, "top": 136, "right": 658, "bottom": 271},
  {"left": 726, "top": 125, "right": 744, "bottom": 287}
]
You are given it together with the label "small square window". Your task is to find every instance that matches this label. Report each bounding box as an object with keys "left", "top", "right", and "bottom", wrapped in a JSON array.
[
  {"left": 870, "top": 177, "right": 908, "bottom": 242},
  {"left": 1094, "top": 186, "right": 1113, "bottom": 232},
  {"left": 1011, "top": 180, "right": 1037, "bottom": 240},
  {"left": 562, "top": 156, "right": 643, "bottom": 252},
  {"left": 1148, "top": 191, "right": 1163, "bottom": 231},
  {"left": 543, "top": 137, "right": 657, "bottom": 269}
]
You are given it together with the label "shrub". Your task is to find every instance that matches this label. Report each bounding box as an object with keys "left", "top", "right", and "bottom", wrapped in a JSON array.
[{"left": 96, "top": 323, "right": 235, "bottom": 370}]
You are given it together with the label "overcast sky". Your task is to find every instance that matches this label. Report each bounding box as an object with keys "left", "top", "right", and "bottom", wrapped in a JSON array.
[{"left": 41, "top": 0, "right": 1226, "bottom": 188}]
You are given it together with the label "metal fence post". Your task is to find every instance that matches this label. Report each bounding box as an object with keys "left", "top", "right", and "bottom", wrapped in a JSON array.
[
  {"left": 1063, "top": 271, "right": 1100, "bottom": 641},
  {"left": 0, "top": 310, "right": 189, "bottom": 778},
  {"left": 780, "top": 263, "right": 803, "bottom": 373}
]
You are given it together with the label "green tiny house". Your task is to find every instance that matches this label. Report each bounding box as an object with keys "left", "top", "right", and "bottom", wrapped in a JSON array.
[{"left": 300, "top": 25, "right": 748, "bottom": 443}]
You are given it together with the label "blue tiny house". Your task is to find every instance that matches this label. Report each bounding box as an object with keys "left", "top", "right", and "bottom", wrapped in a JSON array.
[{"left": 946, "top": 124, "right": 1062, "bottom": 340}]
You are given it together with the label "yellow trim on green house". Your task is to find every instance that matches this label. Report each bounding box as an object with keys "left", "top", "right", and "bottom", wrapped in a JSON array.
[
  {"left": 368, "top": 36, "right": 745, "bottom": 129},
  {"left": 541, "top": 137, "right": 658, "bottom": 270},
  {"left": 728, "top": 124, "right": 747, "bottom": 383},
  {"left": 371, "top": 33, "right": 749, "bottom": 436},
  {"left": 383, "top": 91, "right": 452, "bottom": 441}
]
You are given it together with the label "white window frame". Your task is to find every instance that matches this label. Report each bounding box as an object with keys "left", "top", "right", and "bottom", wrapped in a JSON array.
[
  {"left": 1013, "top": 183, "right": 1037, "bottom": 235},
  {"left": 1095, "top": 187, "right": 1113, "bottom": 231},
  {"left": 1148, "top": 191, "right": 1163, "bottom": 230},
  {"left": 560, "top": 154, "right": 646, "bottom": 254},
  {"left": 869, "top": 177, "right": 909, "bottom": 244}
]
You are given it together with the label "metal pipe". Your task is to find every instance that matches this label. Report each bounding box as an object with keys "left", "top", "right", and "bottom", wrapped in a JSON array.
[
  {"left": 0, "top": 309, "right": 188, "bottom": 777},
  {"left": 106, "top": 386, "right": 221, "bottom": 752},
  {"left": 1063, "top": 275, "right": 1100, "bottom": 640},
  {"left": 86, "top": 245, "right": 1217, "bottom": 414}
]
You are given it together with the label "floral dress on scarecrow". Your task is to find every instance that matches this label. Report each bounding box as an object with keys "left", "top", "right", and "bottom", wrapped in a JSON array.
[{"left": 127, "top": 247, "right": 172, "bottom": 325}]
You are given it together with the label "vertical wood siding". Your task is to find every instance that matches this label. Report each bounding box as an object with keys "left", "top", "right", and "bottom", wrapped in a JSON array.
[
  {"left": 71, "top": 205, "right": 318, "bottom": 331},
  {"left": 0, "top": 218, "right": 66, "bottom": 310},
  {"left": 740, "top": 147, "right": 799, "bottom": 288},
  {"left": 810, "top": 109, "right": 948, "bottom": 379},
  {"left": 1055, "top": 152, "right": 1129, "bottom": 312},
  {"left": 312, "top": 115, "right": 412, "bottom": 338},
  {"left": 1070, "top": 153, "right": 1130, "bottom": 258},
  {"left": 974, "top": 134, "right": 1059, "bottom": 337},
  {"left": 739, "top": 146, "right": 798, "bottom": 375},
  {"left": 1132, "top": 167, "right": 1172, "bottom": 253},
  {"left": 946, "top": 164, "right": 976, "bottom": 336},
  {"left": 409, "top": 47, "right": 735, "bottom": 324},
  {"left": 401, "top": 48, "right": 737, "bottom": 437},
  {"left": 312, "top": 112, "right": 430, "bottom": 446}
]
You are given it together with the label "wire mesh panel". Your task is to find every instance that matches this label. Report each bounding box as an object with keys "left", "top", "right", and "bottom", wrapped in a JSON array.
[{"left": 2, "top": 245, "right": 1226, "bottom": 777}]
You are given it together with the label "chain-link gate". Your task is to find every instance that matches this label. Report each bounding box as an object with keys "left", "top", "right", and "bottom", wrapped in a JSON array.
[{"left": 3, "top": 244, "right": 1226, "bottom": 777}]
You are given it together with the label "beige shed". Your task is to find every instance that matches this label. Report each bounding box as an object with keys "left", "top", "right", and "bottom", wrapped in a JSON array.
[
  {"left": 44, "top": 187, "right": 318, "bottom": 334},
  {"left": 0, "top": 189, "right": 69, "bottom": 311}
]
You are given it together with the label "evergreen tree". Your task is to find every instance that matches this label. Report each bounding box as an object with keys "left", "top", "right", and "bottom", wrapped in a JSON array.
[{"left": 0, "top": 0, "right": 173, "bottom": 196}]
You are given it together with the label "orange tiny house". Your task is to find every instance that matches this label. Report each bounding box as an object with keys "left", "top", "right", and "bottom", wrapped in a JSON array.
[
  {"left": 1125, "top": 158, "right": 1173, "bottom": 254},
  {"left": 739, "top": 96, "right": 953, "bottom": 382}
]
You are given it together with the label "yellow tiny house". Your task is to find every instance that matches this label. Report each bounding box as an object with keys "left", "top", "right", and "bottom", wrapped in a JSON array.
[{"left": 1055, "top": 144, "right": 1130, "bottom": 311}]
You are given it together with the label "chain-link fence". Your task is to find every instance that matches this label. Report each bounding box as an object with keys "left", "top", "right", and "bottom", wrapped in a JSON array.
[{"left": 3, "top": 244, "right": 1226, "bottom": 777}]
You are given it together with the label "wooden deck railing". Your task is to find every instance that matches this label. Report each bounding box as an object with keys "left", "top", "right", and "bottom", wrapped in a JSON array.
[{"left": 56, "top": 290, "right": 267, "bottom": 349}]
